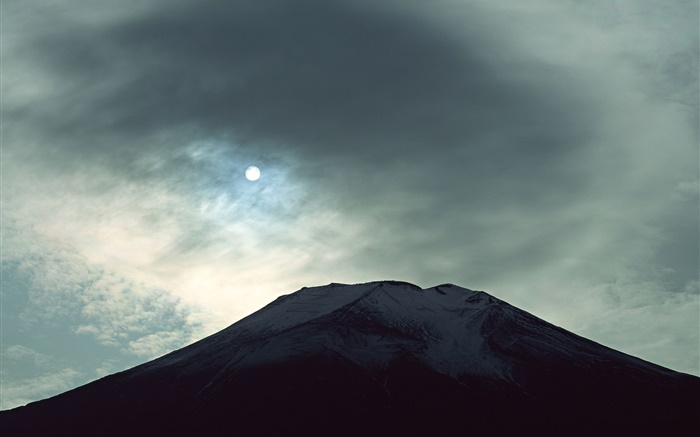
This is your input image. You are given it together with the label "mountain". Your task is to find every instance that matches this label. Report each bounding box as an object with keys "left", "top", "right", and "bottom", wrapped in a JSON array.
[{"left": 1, "top": 281, "right": 698, "bottom": 436}]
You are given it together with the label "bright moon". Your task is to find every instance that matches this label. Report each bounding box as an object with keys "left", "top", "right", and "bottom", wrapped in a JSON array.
[{"left": 245, "top": 165, "right": 261, "bottom": 181}]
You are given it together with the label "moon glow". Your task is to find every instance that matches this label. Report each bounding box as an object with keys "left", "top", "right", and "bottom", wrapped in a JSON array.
[{"left": 245, "top": 166, "right": 261, "bottom": 181}]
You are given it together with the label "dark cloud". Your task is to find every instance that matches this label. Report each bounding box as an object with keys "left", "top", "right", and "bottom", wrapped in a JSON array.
[
  {"left": 12, "top": 0, "right": 599, "bottom": 167},
  {"left": 6, "top": 1, "right": 697, "bottom": 251},
  {"left": 7, "top": 0, "right": 612, "bottom": 249},
  {"left": 6, "top": 0, "right": 698, "bottom": 293}
]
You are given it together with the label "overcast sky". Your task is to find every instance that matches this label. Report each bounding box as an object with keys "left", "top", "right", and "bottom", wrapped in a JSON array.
[{"left": 2, "top": 0, "right": 698, "bottom": 409}]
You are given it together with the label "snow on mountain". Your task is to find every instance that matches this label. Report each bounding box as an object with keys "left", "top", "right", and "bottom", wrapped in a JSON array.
[
  {"left": 137, "top": 280, "right": 676, "bottom": 382},
  {"left": 128, "top": 282, "right": 503, "bottom": 379}
]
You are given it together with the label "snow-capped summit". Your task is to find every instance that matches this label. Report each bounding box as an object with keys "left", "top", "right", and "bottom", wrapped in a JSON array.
[
  {"left": 2, "top": 281, "right": 698, "bottom": 436},
  {"left": 143, "top": 281, "right": 511, "bottom": 377}
]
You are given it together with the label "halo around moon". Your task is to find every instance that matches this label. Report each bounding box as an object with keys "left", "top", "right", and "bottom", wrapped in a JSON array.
[{"left": 245, "top": 165, "right": 261, "bottom": 181}]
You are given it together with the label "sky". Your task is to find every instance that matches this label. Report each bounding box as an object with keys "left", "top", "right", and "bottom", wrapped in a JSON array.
[{"left": 1, "top": 0, "right": 698, "bottom": 409}]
